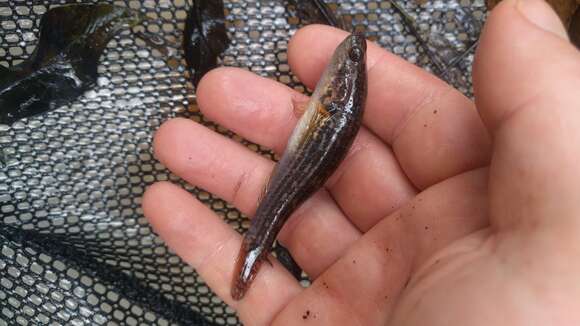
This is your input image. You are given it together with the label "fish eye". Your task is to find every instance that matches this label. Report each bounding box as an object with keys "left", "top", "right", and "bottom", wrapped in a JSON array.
[{"left": 349, "top": 47, "right": 363, "bottom": 62}]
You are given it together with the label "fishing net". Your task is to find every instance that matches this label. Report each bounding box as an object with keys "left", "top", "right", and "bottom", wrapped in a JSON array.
[{"left": 0, "top": 0, "right": 486, "bottom": 325}]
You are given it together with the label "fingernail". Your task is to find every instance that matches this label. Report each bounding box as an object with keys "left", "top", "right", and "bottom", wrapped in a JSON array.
[{"left": 516, "top": 0, "right": 569, "bottom": 39}]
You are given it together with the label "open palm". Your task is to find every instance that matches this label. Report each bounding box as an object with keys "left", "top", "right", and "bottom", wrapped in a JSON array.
[{"left": 143, "top": 1, "right": 580, "bottom": 325}]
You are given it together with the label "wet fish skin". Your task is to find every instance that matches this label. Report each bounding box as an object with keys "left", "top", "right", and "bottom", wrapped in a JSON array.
[
  {"left": 274, "top": 243, "right": 303, "bottom": 281},
  {"left": 286, "top": 0, "right": 347, "bottom": 30},
  {"left": 231, "top": 33, "right": 367, "bottom": 301},
  {"left": 183, "top": 0, "right": 229, "bottom": 88},
  {"left": 0, "top": 4, "right": 151, "bottom": 125}
]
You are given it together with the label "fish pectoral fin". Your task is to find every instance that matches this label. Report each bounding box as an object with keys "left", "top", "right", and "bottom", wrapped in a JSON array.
[
  {"left": 299, "top": 102, "right": 332, "bottom": 144},
  {"left": 313, "top": 102, "right": 332, "bottom": 123}
]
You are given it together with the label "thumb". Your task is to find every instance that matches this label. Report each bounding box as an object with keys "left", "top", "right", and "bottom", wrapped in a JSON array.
[
  {"left": 475, "top": 0, "right": 575, "bottom": 131},
  {"left": 473, "top": 0, "right": 580, "bottom": 233}
]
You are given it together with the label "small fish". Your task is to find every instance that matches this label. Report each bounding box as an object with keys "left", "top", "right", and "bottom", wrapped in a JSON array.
[
  {"left": 231, "top": 33, "right": 368, "bottom": 300},
  {"left": 183, "top": 0, "right": 229, "bottom": 88},
  {"left": 0, "top": 4, "right": 161, "bottom": 125},
  {"left": 286, "top": 0, "right": 347, "bottom": 30}
]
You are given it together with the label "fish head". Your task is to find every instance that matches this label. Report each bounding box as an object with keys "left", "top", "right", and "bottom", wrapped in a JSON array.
[
  {"left": 316, "top": 33, "right": 367, "bottom": 113},
  {"left": 338, "top": 33, "right": 367, "bottom": 69},
  {"left": 331, "top": 32, "right": 367, "bottom": 81}
]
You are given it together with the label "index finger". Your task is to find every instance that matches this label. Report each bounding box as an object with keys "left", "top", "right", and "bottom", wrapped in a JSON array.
[{"left": 289, "top": 25, "right": 491, "bottom": 189}]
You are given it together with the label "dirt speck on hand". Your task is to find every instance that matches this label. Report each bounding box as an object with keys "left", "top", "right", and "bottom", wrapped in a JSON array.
[{"left": 302, "top": 310, "right": 311, "bottom": 320}]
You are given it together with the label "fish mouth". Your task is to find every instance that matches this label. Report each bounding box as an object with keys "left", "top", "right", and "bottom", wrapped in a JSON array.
[{"left": 349, "top": 33, "right": 367, "bottom": 52}]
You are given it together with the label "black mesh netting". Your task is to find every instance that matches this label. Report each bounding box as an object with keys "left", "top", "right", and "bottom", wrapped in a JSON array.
[{"left": 0, "top": 0, "right": 486, "bottom": 325}]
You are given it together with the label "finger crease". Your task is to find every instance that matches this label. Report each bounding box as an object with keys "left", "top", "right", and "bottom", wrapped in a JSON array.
[
  {"left": 196, "top": 232, "right": 239, "bottom": 274},
  {"left": 389, "top": 86, "right": 448, "bottom": 144},
  {"left": 489, "top": 91, "right": 544, "bottom": 136},
  {"left": 231, "top": 164, "right": 258, "bottom": 211},
  {"left": 325, "top": 283, "right": 367, "bottom": 326}
]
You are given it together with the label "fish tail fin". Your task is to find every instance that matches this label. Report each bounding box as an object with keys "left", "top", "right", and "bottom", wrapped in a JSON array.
[{"left": 231, "top": 239, "right": 265, "bottom": 301}]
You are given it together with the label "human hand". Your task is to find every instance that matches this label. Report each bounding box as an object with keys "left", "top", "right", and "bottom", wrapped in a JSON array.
[{"left": 143, "top": 0, "right": 580, "bottom": 324}]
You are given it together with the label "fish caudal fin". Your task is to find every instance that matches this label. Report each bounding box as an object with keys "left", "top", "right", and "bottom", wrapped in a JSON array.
[{"left": 231, "top": 240, "right": 265, "bottom": 301}]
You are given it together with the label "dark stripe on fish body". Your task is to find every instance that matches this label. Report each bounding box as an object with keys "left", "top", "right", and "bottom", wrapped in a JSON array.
[
  {"left": 247, "top": 105, "right": 363, "bottom": 248},
  {"left": 231, "top": 33, "right": 367, "bottom": 300}
]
